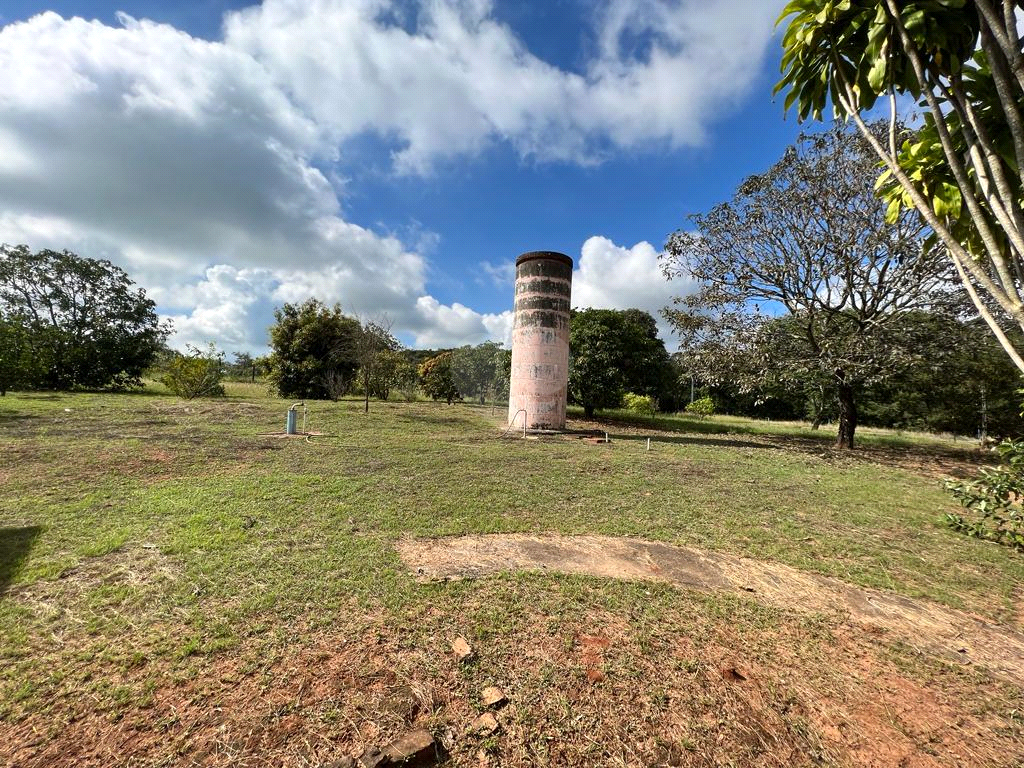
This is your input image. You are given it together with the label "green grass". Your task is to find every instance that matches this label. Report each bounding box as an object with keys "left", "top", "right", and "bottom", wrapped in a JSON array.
[{"left": 1, "top": 386, "right": 1022, "bottom": 764}]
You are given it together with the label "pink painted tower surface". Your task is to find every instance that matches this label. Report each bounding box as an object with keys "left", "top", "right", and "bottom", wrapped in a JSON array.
[{"left": 508, "top": 251, "right": 573, "bottom": 430}]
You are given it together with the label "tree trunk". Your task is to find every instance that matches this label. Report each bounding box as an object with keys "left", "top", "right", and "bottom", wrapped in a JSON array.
[
  {"left": 584, "top": 404, "right": 595, "bottom": 418},
  {"left": 810, "top": 384, "right": 825, "bottom": 429},
  {"left": 364, "top": 391, "right": 369, "bottom": 413},
  {"left": 835, "top": 371, "right": 856, "bottom": 449}
]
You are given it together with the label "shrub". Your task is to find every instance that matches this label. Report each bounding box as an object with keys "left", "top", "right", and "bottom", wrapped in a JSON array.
[
  {"left": 944, "top": 439, "right": 1024, "bottom": 550},
  {"left": 685, "top": 395, "right": 715, "bottom": 420},
  {"left": 622, "top": 392, "right": 656, "bottom": 417},
  {"left": 161, "top": 344, "right": 226, "bottom": 399}
]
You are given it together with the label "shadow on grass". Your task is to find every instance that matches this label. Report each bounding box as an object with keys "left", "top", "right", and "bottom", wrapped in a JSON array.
[
  {"left": 0, "top": 412, "right": 41, "bottom": 427},
  {"left": 0, "top": 526, "right": 42, "bottom": 595},
  {"left": 395, "top": 410, "right": 476, "bottom": 426},
  {"left": 3, "top": 392, "right": 63, "bottom": 401},
  {"left": 574, "top": 411, "right": 758, "bottom": 437},
  {"left": 611, "top": 433, "right": 774, "bottom": 451},
  {"left": 582, "top": 410, "right": 983, "bottom": 455}
]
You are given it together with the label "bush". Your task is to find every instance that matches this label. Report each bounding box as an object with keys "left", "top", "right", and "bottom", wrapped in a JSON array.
[
  {"left": 161, "top": 344, "right": 226, "bottom": 399},
  {"left": 685, "top": 395, "right": 715, "bottom": 420},
  {"left": 622, "top": 392, "right": 656, "bottom": 417},
  {"left": 944, "top": 439, "right": 1024, "bottom": 550}
]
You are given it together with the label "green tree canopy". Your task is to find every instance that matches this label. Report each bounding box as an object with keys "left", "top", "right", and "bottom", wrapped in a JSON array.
[
  {"left": 662, "top": 125, "right": 956, "bottom": 448},
  {"left": 0, "top": 244, "right": 168, "bottom": 391},
  {"left": 451, "top": 341, "right": 508, "bottom": 405},
  {"left": 859, "top": 313, "right": 1022, "bottom": 438},
  {"left": 418, "top": 351, "right": 460, "bottom": 404},
  {"left": 267, "top": 299, "right": 360, "bottom": 400},
  {"left": 776, "top": 0, "right": 1024, "bottom": 373},
  {"left": 568, "top": 308, "right": 673, "bottom": 418}
]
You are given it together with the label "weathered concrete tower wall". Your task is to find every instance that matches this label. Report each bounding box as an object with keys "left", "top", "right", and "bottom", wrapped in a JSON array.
[{"left": 508, "top": 251, "right": 573, "bottom": 430}]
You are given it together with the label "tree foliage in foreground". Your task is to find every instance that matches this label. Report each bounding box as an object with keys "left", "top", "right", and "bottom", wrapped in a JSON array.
[
  {"left": 777, "top": 0, "right": 1024, "bottom": 372},
  {"left": 946, "top": 438, "right": 1024, "bottom": 550},
  {"left": 268, "top": 299, "right": 360, "bottom": 400},
  {"left": 0, "top": 244, "right": 168, "bottom": 392},
  {"left": 662, "top": 125, "right": 956, "bottom": 448},
  {"left": 569, "top": 308, "right": 673, "bottom": 418}
]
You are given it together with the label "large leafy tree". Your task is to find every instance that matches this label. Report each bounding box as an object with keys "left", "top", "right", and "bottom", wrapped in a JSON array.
[
  {"left": 662, "top": 126, "right": 955, "bottom": 448},
  {"left": 451, "top": 341, "right": 508, "bottom": 405},
  {"left": 568, "top": 308, "right": 673, "bottom": 418},
  {"left": 0, "top": 245, "right": 168, "bottom": 391},
  {"left": 268, "top": 299, "right": 360, "bottom": 400},
  {"left": 776, "top": 0, "right": 1024, "bottom": 372}
]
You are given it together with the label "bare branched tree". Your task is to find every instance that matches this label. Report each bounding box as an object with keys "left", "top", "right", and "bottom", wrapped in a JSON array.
[
  {"left": 662, "top": 125, "right": 957, "bottom": 448},
  {"left": 777, "top": 0, "right": 1024, "bottom": 372}
]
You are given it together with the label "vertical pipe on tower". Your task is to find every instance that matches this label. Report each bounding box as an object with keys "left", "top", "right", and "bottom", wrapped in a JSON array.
[{"left": 507, "top": 251, "right": 573, "bottom": 431}]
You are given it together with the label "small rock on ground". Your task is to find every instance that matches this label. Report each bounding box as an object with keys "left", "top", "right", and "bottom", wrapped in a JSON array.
[
  {"left": 451, "top": 636, "right": 474, "bottom": 662},
  {"left": 383, "top": 728, "right": 438, "bottom": 765},
  {"left": 480, "top": 686, "right": 507, "bottom": 708},
  {"left": 469, "top": 712, "right": 499, "bottom": 736}
]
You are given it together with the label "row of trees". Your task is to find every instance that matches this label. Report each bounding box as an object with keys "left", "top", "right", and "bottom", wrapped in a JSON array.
[
  {"left": 265, "top": 299, "right": 515, "bottom": 410},
  {"left": 263, "top": 299, "right": 688, "bottom": 416},
  {"left": 0, "top": 238, "right": 1002, "bottom": 441},
  {"left": 693, "top": 312, "right": 1018, "bottom": 439}
]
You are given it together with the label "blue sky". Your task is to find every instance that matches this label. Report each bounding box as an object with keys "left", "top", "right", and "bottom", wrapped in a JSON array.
[{"left": 0, "top": 0, "right": 808, "bottom": 353}]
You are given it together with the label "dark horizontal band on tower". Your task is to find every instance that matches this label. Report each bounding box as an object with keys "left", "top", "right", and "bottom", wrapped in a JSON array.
[
  {"left": 512, "top": 310, "right": 570, "bottom": 330},
  {"left": 514, "top": 296, "right": 571, "bottom": 313},
  {"left": 515, "top": 259, "right": 572, "bottom": 281},
  {"left": 515, "top": 278, "right": 571, "bottom": 297}
]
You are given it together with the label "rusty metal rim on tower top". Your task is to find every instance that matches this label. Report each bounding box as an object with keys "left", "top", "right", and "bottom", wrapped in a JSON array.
[{"left": 515, "top": 251, "right": 574, "bottom": 268}]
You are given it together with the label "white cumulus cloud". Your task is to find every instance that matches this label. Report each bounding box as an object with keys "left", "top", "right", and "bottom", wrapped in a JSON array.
[
  {"left": 572, "top": 236, "right": 695, "bottom": 343},
  {"left": 0, "top": 1, "right": 776, "bottom": 352}
]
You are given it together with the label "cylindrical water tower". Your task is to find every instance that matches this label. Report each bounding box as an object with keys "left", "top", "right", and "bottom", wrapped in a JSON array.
[{"left": 507, "top": 251, "right": 573, "bottom": 430}]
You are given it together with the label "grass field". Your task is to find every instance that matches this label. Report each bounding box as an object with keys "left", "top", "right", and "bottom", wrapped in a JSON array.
[{"left": 1, "top": 385, "right": 1023, "bottom": 767}]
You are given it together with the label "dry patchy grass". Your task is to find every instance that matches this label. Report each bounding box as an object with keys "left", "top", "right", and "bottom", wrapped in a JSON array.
[{"left": 1, "top": 389, "right": 1023, "bottom": 766}]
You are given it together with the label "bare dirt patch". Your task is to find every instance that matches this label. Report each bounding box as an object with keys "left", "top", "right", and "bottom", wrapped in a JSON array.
[
  {"left": 4, "top": 601, "right": 1022, "bottom": 768},
  {"left": 397, "top": 533, "right": 1024, "bottom": 685}
]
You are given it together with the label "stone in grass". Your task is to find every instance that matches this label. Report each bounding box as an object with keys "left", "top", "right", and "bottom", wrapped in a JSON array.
[
  {"left": 469, "top": 712, "right": 499, "bottom": 736},
  {"left": 356, "top": 748, "right": 386, "bottom": 768},
  {"left": 480, "top": 686, "right": 507, "bottom": 709},
  {"left": 383, "top": 728, "right": 438, "bottom": 765},
  {"left": 451, "top": 636, "right": 475, "bottom": 662}
]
